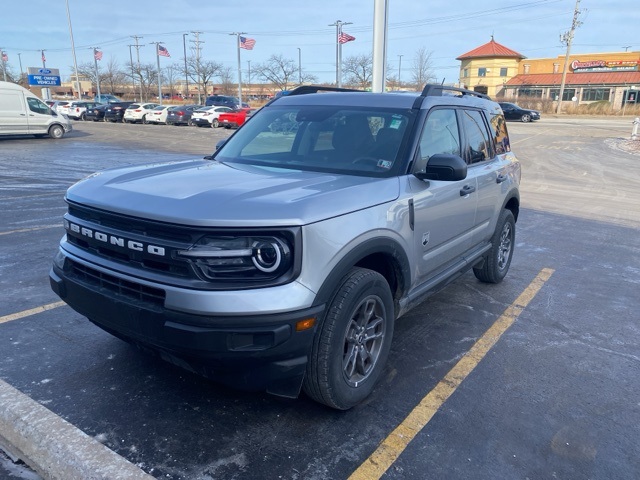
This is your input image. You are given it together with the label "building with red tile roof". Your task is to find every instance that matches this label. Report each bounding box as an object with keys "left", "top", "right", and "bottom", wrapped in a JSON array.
[{"left": 457, "top": 39, "right": 640, "bottom": 109}]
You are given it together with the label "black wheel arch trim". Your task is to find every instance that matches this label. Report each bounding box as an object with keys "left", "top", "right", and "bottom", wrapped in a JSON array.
[{"left": 312, "top": 237, "right": 411, "bottom": 315}]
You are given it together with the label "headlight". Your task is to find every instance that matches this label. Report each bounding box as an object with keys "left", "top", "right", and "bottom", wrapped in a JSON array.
[{"left": 177, "top": 235, "right": 293, "bottom": 282}]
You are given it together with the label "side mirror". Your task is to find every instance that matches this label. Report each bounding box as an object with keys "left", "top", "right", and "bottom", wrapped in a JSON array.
[
  {"left": 414, "top": 153, "right": 467, "bottom": 181},
  {"left": 215, "top": 138, "right": 228, "bottom": 150}
]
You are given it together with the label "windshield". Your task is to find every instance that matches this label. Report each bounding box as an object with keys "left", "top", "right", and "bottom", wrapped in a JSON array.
[{"left": 215, "top": 105, "right": 414, "bottom": 177}]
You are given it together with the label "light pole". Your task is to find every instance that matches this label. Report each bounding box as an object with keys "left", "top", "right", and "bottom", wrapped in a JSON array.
[
  {"left": 297, "top": 47, "right": 301, "bottom": 85},
  {"left": 397, "top": 54, "right": 403, "bottom": 90},
  {"left": 17, "top": 52, "right": 23, "bottom": 84},
  {"left": 182, "top": 33, "right": 189, "bottom": 98}
]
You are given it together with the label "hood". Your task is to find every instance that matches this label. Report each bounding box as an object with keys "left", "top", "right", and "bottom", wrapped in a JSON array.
[{"left": 66, "top": 160, "right": 400, "bottom": 227}]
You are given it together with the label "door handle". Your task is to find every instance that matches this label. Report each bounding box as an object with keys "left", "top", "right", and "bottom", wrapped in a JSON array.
[
  {"left": 460, "top": 184, "right": 476, "bottom": 196},
  {"left": 496, "top": 173, "right": 507, "bottom": 184}
]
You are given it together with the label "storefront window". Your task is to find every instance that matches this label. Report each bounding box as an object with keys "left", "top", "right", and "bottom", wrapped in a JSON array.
[
  {"left": 517, "top": 88, "right": 543, "bottom": 98},
  {"left": 549, "top": 88, "right": 576, "bottom": 101},
  {"left": 581, "top": 88, "right": 610, "bottom": 101}
]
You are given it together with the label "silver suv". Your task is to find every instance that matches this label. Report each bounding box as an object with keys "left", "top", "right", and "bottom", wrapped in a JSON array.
[{"left": 50, "top": 85, "right": 520, "bottom": 409}]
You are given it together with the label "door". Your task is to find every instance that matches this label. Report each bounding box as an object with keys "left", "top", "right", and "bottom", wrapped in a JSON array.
[
  {"left": 25, "top": 96, "right": 55, "bottom": 134},
  {"left": 0, "top": 90, "right": 29, "bottom": 134},
  {"left": 410, "top": 108, "right": 478, "bottom": 284}
]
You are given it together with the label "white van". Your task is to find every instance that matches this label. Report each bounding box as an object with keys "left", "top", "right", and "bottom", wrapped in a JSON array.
[{"left": 0, "top": 81, "right": 72, "bottom": 139}]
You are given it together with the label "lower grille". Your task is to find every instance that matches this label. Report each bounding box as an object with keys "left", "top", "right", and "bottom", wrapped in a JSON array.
[{"left": 68, "top": 260, "right": 166, "bottom": 307}]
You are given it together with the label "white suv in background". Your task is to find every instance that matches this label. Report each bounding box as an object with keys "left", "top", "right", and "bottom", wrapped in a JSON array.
[{"left": 123, "top": 103, "right": 160, "bottom": 124}]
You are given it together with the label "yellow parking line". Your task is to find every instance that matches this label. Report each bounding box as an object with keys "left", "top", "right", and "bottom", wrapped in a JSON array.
[
  {"left": 0, "top": 301, "right": 66, "bottom": 325},
  {"left": 0, "top": 225, "right": 61, "bottom": 236},
  {"left": 349, "top": 268, "right": 555, "bottom": 480}
]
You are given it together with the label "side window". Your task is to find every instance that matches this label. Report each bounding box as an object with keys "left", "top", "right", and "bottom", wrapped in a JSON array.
[
  {"left": 27, "top": 97, "right": 51, "bottom": 115},
  {"left": 489, "top": 112, "right": 510, "bottom": 155},
  {"left": 415, "top": 109, "right": 460, "bottom": 173},
  {"left": 460, "top": 109, "right": 492, "bottom": 164}
]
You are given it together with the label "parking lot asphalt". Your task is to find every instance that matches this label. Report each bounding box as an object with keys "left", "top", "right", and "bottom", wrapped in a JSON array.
[{"left": 1, "top": 117, "right": 639, "bottom": 479}]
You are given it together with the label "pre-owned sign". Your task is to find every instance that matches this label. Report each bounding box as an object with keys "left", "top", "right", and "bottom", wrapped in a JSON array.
[{"left": 27, "top": 67, "right": 61, "bottom": 86}]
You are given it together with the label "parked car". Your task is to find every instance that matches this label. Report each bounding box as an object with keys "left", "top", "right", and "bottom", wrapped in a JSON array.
[
  {"left": 104, "top": 102, "right": 134, "bottom": 122},
  {"left": 85, "top": 104, "right": 109, "bottom": 122},
  {"left": 50, "top": 84, "right": 520, "bottom": 409},
  {"left": 165, "top": 105, "right": 202, "bottom": 126},
  {"left": 67, "top": 101, "right": 101, "bottom": 121},
  {"left": 94, "top": 94, "right": 122, "bottom": 104},
  {"left": 498, "top": 102, "right": 541, "bottom": 122},
  {"left": 217, "top": 108, "right": 256, "bottom": 129},
  {"left": 204, "top": 94, "right": 249, "bottom": 109},
  {"left": 190, "top": 106, "right": 234, "bottom": 128},
  {"left": 146, "top": 105, "right": 172, "bottom": 125},
  {"left": 123, "top": 102, "right": 160, "bottom": 124}
]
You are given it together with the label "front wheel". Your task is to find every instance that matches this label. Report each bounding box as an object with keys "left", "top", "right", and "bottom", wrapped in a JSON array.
[
  {"left": 211, "top": 119, "right": 219, "bottom": 128},
  {"left": 473, "top": 209, "right": 515, "bottom": 283},
  {"left": 48, "top": 124, "right": 65, "bottom": 139},
  {"left": 303, "top": 267, "right": 394, "bottom": 410},
  {"left": 520, "top": 114, "right": 531, "bottom": 123}
]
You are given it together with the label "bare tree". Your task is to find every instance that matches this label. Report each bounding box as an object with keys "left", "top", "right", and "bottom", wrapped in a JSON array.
[
  {"left": 411, "top": 47, "right": 436, "bottom": 90},
  {"left": 254, "top": 54, "right": 299, "bottom": 91},
  {"left": 342, "top": 54, "right": 373, "bottom": 89},
  {"left": 218, "top": 66, "right": 236, "bottom": 96},
  {"left": 187, "top": 57, "right": 223, "bottom": 98},
  {"left": 101, "top": 58, "right": 127, "bottom": 96},
  {"left": 162, "top": 63, "right": 182, "bottom": 98}
]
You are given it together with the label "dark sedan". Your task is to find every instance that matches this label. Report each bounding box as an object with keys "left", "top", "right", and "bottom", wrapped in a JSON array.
[
  {"left": 85, "top": 104, "right": 109, "bottom": 122},
  {"left": 498, "top": 102, "right": 541, "bottom": 123},
  {"left": 166, "top": 105, "right": 203, "bottom": 126},
  {"left": 104, "top": 102, "right": 135, "bottom": 123}
]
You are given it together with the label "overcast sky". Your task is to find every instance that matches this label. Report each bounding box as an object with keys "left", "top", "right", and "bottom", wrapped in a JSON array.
[{"left": 0, "top": 0, "right": 637, "bottom": 86}]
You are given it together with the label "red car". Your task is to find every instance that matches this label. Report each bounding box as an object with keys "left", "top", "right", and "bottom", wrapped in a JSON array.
[{"left": 217, "top": 108, "right": 256, "bottom": 129}]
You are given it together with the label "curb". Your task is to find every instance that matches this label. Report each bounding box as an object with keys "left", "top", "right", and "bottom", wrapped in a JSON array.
[{"left": 0, "top": 379, "right": 154, "bottom": 480}]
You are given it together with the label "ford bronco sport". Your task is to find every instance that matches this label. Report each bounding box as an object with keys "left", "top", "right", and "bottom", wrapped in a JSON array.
[{"left": 50, "top": 85, "right": 520, "bottom": 410}]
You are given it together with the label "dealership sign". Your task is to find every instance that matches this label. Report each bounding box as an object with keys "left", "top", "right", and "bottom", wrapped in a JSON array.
[
  {"left": 27, "top": 67, "right": 61, "bottom": 86},
  {"left": 571, "top": 60, "right": 639, "bottom": 73}
]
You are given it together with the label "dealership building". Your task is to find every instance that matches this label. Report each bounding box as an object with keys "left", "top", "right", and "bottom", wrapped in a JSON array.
[{"left": 457, "top": 38, "right": 640, "bottom": 108}]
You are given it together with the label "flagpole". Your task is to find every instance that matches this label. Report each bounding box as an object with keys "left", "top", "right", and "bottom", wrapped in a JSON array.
[
  {"left": 329, "top": 20, "right": 351, "bottom": 87},
  {"left": 230, "top": 33, "right": 246, "bottom": 108},
  {"left": 152, "top": 43, "right": 163, "bottom": 106},
  {"left": 92, "top": 48, "right": 101, "bottom": 100},
  {"left": 65, "top": 0, "right": 81, "bottom": 100}
]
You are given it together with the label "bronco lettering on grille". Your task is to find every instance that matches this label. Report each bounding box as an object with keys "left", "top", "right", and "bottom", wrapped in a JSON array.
[{"left": 64, "top": 220, "right": 166, "bottom": 257}]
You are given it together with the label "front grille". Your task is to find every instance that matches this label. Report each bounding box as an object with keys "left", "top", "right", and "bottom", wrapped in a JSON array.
[{"left": 68, "top": 259, "right": 166, "bottom": 307}]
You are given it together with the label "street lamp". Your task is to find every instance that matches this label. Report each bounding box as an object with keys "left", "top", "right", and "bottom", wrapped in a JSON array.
[
  {"left": 297, "top": 47, "right": 301, "bottom": 85},
  {"left": 397, "top": 54, "right": 403, "bottom": 90}
]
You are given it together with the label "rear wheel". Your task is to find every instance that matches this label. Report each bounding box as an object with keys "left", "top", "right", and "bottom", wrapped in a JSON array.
[
  {"left": 303, "top": 267, "right": 394, "bottom": 410},
  {"left": 473, "top": 209, "right": 515, "bottom": 283},
  {"left": 211, "top": 119, "right": 219, "bottom": 128}
]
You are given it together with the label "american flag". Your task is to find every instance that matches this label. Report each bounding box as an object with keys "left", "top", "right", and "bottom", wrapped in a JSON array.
[
  {"left": 239, "top": 36, "right": 256, "bottom": 50},
  {"left": 1, "top": 51, "right": 7, "bottom": 62},
  {"left": 41, "top": 50, "right": 46, "bottom": 62},
  {"left": 158, "top": 45, "right": 171, "bottom": 57},
  {"left": 94, "top": 49, "right": 103, "bottom": 61},
  {"left": 338, "top": 32, "right": 356, "bottom": 44}
]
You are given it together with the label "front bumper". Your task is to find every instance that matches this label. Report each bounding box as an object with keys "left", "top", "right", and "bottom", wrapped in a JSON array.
[{"left": 49, "top": 252, "right": 324, "bottom": 397}]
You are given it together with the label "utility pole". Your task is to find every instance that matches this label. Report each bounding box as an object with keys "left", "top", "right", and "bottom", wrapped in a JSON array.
[
  {"left": 128, "top": 45, "right": 136, "bottom": 99},
  {"left": 329, "top": 20, "right": 352, "bottom": 87},
  {"left": 182, "top": 33, "right": 189, "bottom": 98},
  {"left": 131, "top": 35, "right": 144, "bottom": 101},
  {"left": 556, "top": 0, "right": 582, "bottom": 114},
  {"left": 397, "top": 54, "right": 403, "bottom": 90},
  {"left": 297, "top": 47, "right": 302, "bottom": 85},
  {"left": 17, "top": 53, "right": 24, "bottom": 84},
  {"left": 191, "top": 31, "right": 203, "bottom": 103}
]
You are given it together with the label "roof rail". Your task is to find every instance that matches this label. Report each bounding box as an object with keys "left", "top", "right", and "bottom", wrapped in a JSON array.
[
  {"left": 420, "top": 84, "right": 490, "bottom": 100},
  {"left": 286, "top": 85, "right": 364, "bottom": 96}
]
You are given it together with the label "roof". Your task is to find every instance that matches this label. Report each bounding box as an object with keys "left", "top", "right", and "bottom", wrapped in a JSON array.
[
  {"left": 457, "top": 39, "right": 526, "bottom": 60},
  {"left": 506, "top": 71, "right": 640, "bottom": 86}
]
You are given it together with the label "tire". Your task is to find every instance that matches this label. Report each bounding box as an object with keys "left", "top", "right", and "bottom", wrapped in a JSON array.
[
  {"left": 303, "top": 267, "right": 394, "bottom": 410},
  {"left": 188, "top": 119, "right": 194, "bottom": 126},
  {"left": 80, "top": 113, "right": 86, "bottom": 121},
  {"left": 48, "top": 124, "right": 65, "bottom": 139},
  {"left": 473, "top": 209, "right": 515, "bottom": 284},
  {"left": 211, "top": 119, "right": 219, "bottom": 128},
  {"left": 521, "top": 114, "right": 531, "bottom": 123}
]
